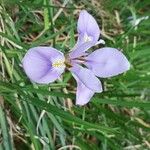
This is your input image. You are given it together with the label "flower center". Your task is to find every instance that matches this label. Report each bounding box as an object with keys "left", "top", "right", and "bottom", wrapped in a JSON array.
[
  {"left": 83, "top": 33, "right": 92, "bottom": 43},
  {"left": 52, "top": 60, "right": 65, "bottom": 68}
]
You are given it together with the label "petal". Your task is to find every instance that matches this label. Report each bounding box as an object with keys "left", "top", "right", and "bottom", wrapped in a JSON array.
[
  {"left": 77, "top": 10, "right": 100, "bottom": 43},
  {"left": 69, "top": 10, "right": 100, "bottom": 59},
  {"left": 22, "top": 47, "right": 65, "bottom": 83},
  {"left": 70, "top": 64, "right": 103, "bottom": 92},
  {"left": 36, "top": 68, "right": 64, "bottom": 84},
  {"left": 72, "top": 74, "right": 95, "bottom": 106},
  {"left": 85, "top": 47, "right": 130, "bottom": 78},
  {"left": 26, "top": 46, "right": 65, "bottom": 61},
  {"left": 69, "top": 41, "right": 94, "bottom": 59}
]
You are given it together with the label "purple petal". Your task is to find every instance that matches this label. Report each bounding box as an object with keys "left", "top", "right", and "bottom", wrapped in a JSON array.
[
  {"left": 77, "top": 10, "right": 100, "bottom": 44},
  {"left": 73, "top": 74, "right": 95, "bottom": 106},
  {"left": 35, "top": 68, "right": 63, "bottom": 84},
  {"left": 70, "top": 64, "right": 103, "bottom": 92},
  {"left": 22, "top": 47, "right": 65, "bottom": 83},
  {"left": 26, "top": 46, "right": 64, "bottom": 61},
  {"left": 85, "top": 47, "right": 130, "bottom": 78},
  {"left": 69, "top": 10, "right": 101, "bottom": 59},
  {"left": 69, "top": 41, "right": 94, "bottom": 59}
]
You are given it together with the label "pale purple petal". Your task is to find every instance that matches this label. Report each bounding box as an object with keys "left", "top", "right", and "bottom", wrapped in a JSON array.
[
  {"left": 72, "top": 74, "right": 95, "bottom": 106},
  {"left": 69, "top": 10, "right": 101, "bottom": 59},
  {"left": 69, "top": 41, "right": 93, "bottom": 59},
  {"left": 70, "top": 64, "right": 103, "bottom": 92},
  {"left": 27, "top": 46, "right": 64, "bottom": 61},
  {"left": 22, "top": 47, "right": 65, "bottom": 83},
  {"left": 36, "top": 68, "right": 63, "bottom": 84},
  {"left": 85, "top": 47, "right": 130, "bottom": 78},
  {"left": 77, "top": 10, "right": 100, "bottom": 43}
]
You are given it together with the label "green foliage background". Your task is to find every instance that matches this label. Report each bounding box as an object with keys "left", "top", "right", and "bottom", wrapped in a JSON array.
[{"left": 0, "top": 0, "right": 150, "bottom": 149}]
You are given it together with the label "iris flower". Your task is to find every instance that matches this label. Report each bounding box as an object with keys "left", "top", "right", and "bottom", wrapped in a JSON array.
[{"left": 23, "top": 10, "right": 130, "bottom": 105}]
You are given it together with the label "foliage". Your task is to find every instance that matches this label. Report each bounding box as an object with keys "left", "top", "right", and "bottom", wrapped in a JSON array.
[{"left": 0, "top": 0, "right": 150, "bottom": 149}]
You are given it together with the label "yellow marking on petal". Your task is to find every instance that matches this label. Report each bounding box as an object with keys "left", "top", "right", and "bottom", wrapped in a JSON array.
[{"left": 52, "top": 60, "right": 65, "bottom": 68}]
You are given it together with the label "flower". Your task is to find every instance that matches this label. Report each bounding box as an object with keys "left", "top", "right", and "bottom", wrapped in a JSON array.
[
  {"left": 22, "top": 10, "right": 130, "bottom": 106},
  {"left": 68, "top": 10, "right": 130, "bottom": 105}
]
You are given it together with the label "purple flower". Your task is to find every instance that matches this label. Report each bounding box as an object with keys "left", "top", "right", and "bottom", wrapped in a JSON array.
[
  {"left": 68, "top": 10, "right": 130, "bottom": 105},
  {"left": 22, "top": 10, "right": 130, "bottom": 106}
]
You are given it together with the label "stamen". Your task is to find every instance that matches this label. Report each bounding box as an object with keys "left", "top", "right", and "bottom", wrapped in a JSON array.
[{"left": 95, "top": 39, "right": 105, "bottom": 45}]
